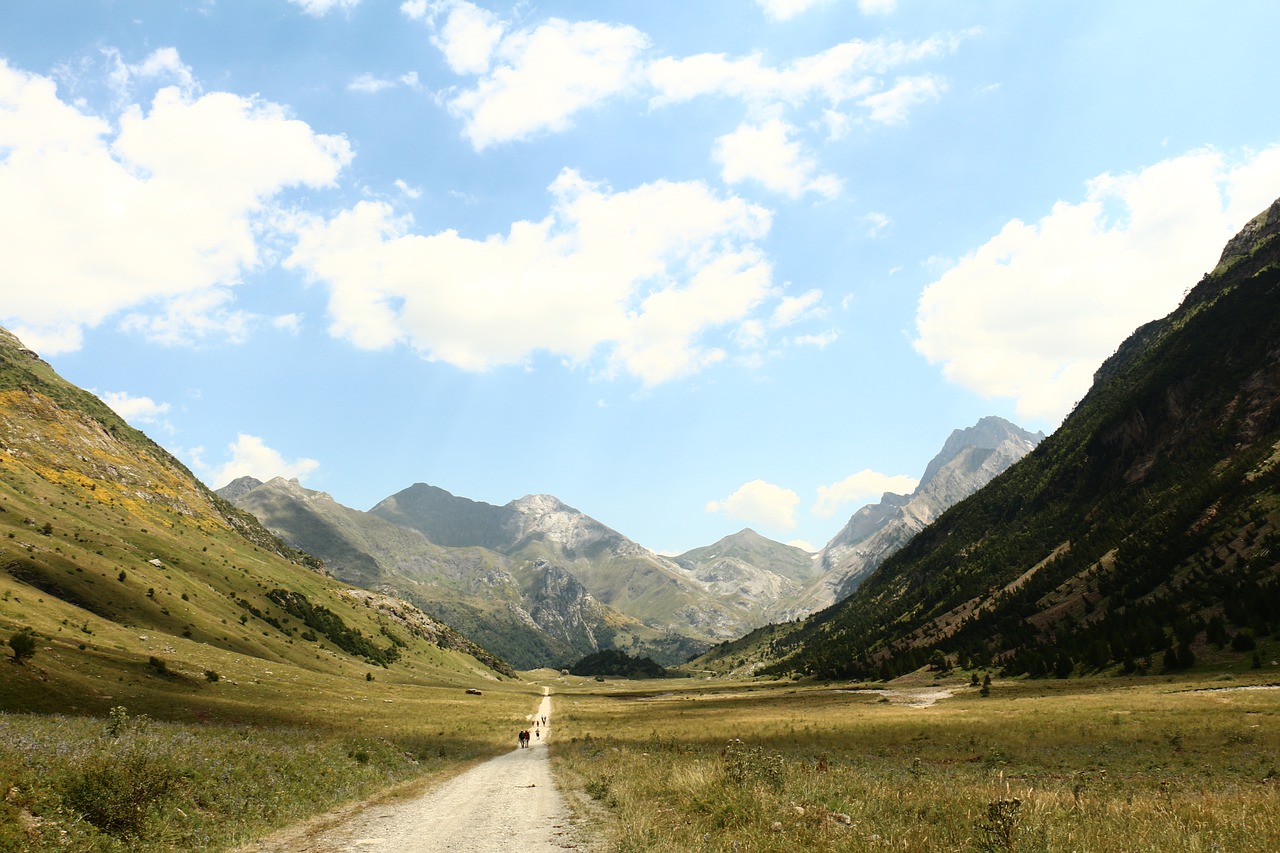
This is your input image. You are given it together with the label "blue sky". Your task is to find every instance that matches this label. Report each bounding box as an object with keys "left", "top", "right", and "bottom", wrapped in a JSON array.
[{"left": 3, "top": 1, "right": 1279, "bottom": 555}]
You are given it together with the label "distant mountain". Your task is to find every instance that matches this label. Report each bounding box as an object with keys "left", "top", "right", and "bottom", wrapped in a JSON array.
[
  {"left": 371, "top": 485, "right": 749, "bottom": 642},
  {"left": 672, "top": 528, "right": 821, "bottom": 623},
  {"left": 219, "top": 477, "right": 690, "bottom": 669},
  {"left": 794, "top": 416, "right": 1043, "bottom": 613},
  {"left": 758, "top": 198, "right": 1280, "bottom": 681}
]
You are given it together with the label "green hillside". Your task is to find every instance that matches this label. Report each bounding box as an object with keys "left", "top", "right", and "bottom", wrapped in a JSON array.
[
  {"left": 759, "top": 199, "right": 1280, "bottom": 681},
  {"left": 0, "top": 329, "right": 517, "bottom": 722}
]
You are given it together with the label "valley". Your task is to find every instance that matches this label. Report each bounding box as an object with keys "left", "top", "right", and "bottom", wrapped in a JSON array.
[{"left": 2, "top": 198, "right": 1280, "bottom": 851}]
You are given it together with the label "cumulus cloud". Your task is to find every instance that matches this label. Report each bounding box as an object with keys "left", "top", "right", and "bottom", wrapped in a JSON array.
[
  {"left": 193, "top": 434, "right": 320, "bottom": 490},
  {"left": 913, "top": 146, "right": 1280, "bottom": 424},
  {"left": 813, "top": 469, "right": 919, "bottom": 517},
  {"left": 443, "top": 14, "right": 649, "bottom": 149},
  {"left": 706, "top": 479, "right": 800, "bottom": 530},
  {"left": 100, "top": 391, "right": 171, "bottom": 427},
  {"left": 0, "top": 57, "right": 353, "bottom": 354},
  {"left": 714, "top": 118, "right": 842, "bottom": 199},
  {"left": 285, "top": 168, "right": 779, "bottom": 386},
  {"left": 431, "top": 0, "right": 506, "bottom": 74}
]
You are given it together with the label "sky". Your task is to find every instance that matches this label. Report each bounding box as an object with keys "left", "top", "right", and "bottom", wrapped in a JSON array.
[{"left": 3, "top": 1, "right": 1280, "bottom": 555}]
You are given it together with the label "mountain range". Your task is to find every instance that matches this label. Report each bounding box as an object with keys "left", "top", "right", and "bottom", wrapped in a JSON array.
[{"left": 218, "top": 416, "right": 1039, "bottom": 668}]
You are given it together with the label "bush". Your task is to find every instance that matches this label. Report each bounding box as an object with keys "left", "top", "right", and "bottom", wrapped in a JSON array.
[
  {"left": 8, "top": 629, "right": 37, "bottom": 664},
  {"left": 1231, "top": 631, "right": 1257, "bottom": 651},
  {"left": 62, "top": 746, "right": 180, "bottom": 837}
]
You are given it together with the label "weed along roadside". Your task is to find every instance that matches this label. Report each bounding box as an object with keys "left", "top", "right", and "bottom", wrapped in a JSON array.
[{"left": 548, "top": 671, "right": 1280, "bottom": 852}]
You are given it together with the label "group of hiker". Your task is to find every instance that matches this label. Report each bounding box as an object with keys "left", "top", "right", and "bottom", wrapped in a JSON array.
[{"left": 517, "top": 716, "right": 548, "bottom": 749}]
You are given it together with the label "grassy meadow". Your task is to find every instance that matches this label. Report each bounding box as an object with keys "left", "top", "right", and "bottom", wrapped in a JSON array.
[
  {"left": 0, "top": 666, "right": 544, "bottom": 853},
  {"left": 550, "top": 670, "right": 1280, "bottom": 852}
]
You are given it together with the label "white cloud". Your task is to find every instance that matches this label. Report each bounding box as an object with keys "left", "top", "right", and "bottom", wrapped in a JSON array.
[
  {"left": 286, "top": 169, "right": 776, "bottom": 386},
  {"left": 347, "top": 71, "right": 421, "bottom": 95},
  {"left": 789, "top": 330, "right": 838, "bottom": 349},
  {"left": 446, "top": 17, "right": 649, "bottom": 149},
  {"left": 194, "top": 434, "right": 320, "bottom": 490},
  {"left": 770, "top": 289, "right": 824, "bottom": 327},
  {"left": 432, "top": 1, "right": 506, "bottom": 75},
  {"left": 715, "top": 118, "right": 842, "bottom": 199},
  {"left": 859, "top": 0, "right": 898, "bottom": 14},
  {"left": 757, "top": 0, "right": 895, "bottom": 17},
  {"left": 105, "top": 47, "right": 198, "bottom": 101},
  {"left": 863, "top": 211, "right": 891, "bottom": 236},
  {"left": 813, "top": 469, "right": 918, "bottom": 517},
  {"left": 648, "top": 34, "right": 964, "bottom": 111},
  {"left": 0, "top": 58, "right": 353, "bottom": 354},
  {"left": 913, "top": 146, "right": 1280, "bottom": 424},
  {"left": 100, "top": 390, "right": 171, "bottom": 426},
  {"left": 706, "top": 479, "right": 800, "bottom": 530},
  {"left": 756, "top": 0, "right": 833, "bottom": 21},
  {"left": 860, "top": 74, "right": 946, "bottom": 124},
  {"left": 288, "top": 0, "right": 360, "bottom": 17}
]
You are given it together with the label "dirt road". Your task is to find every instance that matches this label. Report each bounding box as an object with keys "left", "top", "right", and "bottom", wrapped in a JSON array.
[{"left": 241, "top": 689, "right": 581, "bottom": 852}]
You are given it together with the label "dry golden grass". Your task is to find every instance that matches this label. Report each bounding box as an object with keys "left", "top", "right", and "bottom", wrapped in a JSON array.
[{"left": 551, "top": 671, "right": 1280, "bottom": 852}]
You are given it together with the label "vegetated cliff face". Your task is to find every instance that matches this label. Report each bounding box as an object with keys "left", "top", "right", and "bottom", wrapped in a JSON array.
[
  {"left": 765, "top": 198, "right": 1280, "bottom": 681},
  {"left": 791, "top": 417, "right": 1043, "bottom": 615}
]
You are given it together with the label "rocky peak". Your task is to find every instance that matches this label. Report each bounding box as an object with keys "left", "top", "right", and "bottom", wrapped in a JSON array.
[{"left": 213, "top": 475, "right": 264, "bottom": 502}]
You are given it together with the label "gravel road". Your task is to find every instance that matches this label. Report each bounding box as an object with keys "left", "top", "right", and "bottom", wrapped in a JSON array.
[{"left": 241, "top": 689, "right": 582, "bottom": 852}]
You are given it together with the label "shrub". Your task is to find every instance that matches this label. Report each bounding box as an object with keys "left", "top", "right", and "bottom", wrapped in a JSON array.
[
  {"left": 1231, "top": 631, "right": 1256, "bottom": 651},
  {"left": 7, "top": 629, "right": 37, "bottom": 664},
  {"left": 721, "top": 738, "right": 786, "bottom": 789},
  {"left": 61, "top": 746, "right": 180, "bottom": 837}
]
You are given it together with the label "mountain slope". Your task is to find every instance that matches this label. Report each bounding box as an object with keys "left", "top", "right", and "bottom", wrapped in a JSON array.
[
  {"left": 795, "top": 416, "right": 1043, "bottom": 612},
  {"left": 0, "top": 328, "right": 513, "bottom": 718},
  {"left": 764, "top": 199, "right": 1280, "bottom": 680}
]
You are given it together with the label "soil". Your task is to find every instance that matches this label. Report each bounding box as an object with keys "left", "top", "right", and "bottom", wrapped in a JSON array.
[{"left": 237, "top": 689, "right": 586, "bottom": 852}]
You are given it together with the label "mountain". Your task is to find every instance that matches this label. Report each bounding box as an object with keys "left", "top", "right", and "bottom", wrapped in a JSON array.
[
  {"left": 0, "top": 327, "right": 512, "bottom": 717},
  {"left": 672, "top": 528, "right": 821, "bottom": 623},
  {"left": 371, "top": 485, "right": 750, "bottom": 642},
  {"left": 218, "top": 476, "right": 687, "bottom": 669},
  {"left": 760, "top": 198, "right": 1280, "bottom": 681},
  {"left": 794, "top": 416, "right": 1043, "bottom": 613}
]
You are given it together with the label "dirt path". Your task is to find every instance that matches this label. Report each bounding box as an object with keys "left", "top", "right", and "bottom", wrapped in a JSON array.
[{"left": 241, "top": 689, "right": 581, "bottom": 852}]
